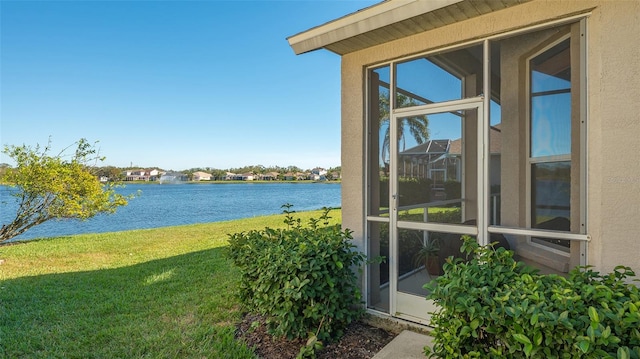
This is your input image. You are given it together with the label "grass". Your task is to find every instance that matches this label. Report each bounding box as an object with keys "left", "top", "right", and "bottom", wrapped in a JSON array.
[
  {"left": 0, "top": 209, "right": 341, "bottom": 358},
  {"left": 398, "top": 206, "right": 462, "bottom": 223}
]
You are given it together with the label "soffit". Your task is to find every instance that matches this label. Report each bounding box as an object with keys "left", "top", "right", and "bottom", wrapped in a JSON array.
[{"left": 288, "top": 0, "right": 532, "bottom": 55}]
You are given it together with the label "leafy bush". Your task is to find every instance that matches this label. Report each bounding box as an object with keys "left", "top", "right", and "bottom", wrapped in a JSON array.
[
  {"left": 428, "top": 209, "right": 462, "bottom": 224},
  {"left": 443, "top": 180, "right": 461, "bottom": 200},
  {"left": 226, "top": 205, "right": 365, "bottom": 345},
  {"left": 379, "top": 177, "right": 432, "bottom": 206},
  {"left": 425, "top": 236, "right": 640, "bottom": 358}
]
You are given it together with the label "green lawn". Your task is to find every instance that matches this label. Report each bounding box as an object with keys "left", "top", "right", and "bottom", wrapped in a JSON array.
[
  {"left": 398, "top": 206, "right": 462, "bottom": 223},
  {"left": 0, "top": 209, "right": 341, "bottom": 358}
]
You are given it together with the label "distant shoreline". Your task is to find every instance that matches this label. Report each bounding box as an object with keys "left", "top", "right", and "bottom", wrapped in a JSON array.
[
  {"left": 127, "top": 180, "right": 341, "bottom": 185},
  {"left": 0, "top": 180, "right": 341, "bottom": 186}
]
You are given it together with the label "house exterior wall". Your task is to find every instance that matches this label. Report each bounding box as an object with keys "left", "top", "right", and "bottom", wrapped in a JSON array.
[
  {"left": 591, "top": 0, "right": 640, "bottom": 274},
  {"left": 193, "top": 171, "right": 212, "bottom": 181},
  {"left": 341, "top": 0, "right": 640, "bottom": 275},
  {"left": 341, "top": 56, "right": 366, "bottom": 255}
]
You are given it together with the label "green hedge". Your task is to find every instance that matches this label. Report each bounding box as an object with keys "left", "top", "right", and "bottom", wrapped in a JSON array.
[
  {"left": 226, "top": 206, "right": 365, "bottom": 345},
  {"left": 425, "top": 236, "right": 640, "bottom": 358},
  {"left": 379, "top": 177, "right": 432, "bottom": 206},
  {"left": 443, "top": 180, "right": 461, "bottom": 200}
]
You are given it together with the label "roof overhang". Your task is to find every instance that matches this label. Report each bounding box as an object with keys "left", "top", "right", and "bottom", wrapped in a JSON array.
[{"left": 287, "top": 0, "right": 531, "bottom": 56}]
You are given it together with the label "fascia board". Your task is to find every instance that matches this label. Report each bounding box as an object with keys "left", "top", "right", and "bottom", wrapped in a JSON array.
[{"left": 287, "top": 0, "right": 464, "bottom": 55}]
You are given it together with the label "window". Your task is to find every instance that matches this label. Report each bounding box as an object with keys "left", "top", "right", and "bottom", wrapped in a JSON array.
[
  {"left": 529, "top": 38, "right": 572, "bottom": 250},
  {"left": 366, "top": 21, "right": 587, "bottom": 297}
]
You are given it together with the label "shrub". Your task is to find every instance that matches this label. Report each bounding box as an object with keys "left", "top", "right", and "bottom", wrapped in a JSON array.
[
  {"left": 425, "top": 236, "right": 640, "bottom": 358},
  {"left": 226, "top": 205, "right": 365, "bottom": 345},
  {"left": 443, "top": 180, "right": 461, "bottom": 200},
  {"left": 428, "top": 208, "right": 462, "bottom": 224},
  {"left": 379, "top": 177, "right": 432, "bottom": 207}
]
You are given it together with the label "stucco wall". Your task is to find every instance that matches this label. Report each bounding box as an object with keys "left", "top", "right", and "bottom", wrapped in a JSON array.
[
  {"left": 341, "top": 55, "right": 366, "bottom": 255},
  {"left": 340, "top": 0, "right": 640, "bottom": 275},
  {"left": 587, "top": 0, "right": 640, "bottom": 273}
]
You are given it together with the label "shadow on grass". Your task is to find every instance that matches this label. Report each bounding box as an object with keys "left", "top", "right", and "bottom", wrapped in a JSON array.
[{"left": 0, "top": 247, "right": 255, "bottom": 359}]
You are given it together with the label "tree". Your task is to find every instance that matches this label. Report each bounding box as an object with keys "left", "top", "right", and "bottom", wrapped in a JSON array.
[
  {"left": 95, "top": 166, "right": 124, "bottom": 182},
  {"left": 210, "top": 169, "right": 227, "bottom": 180},
  {"left": 0, "top": 163, "right": 10, "bottom": 182},
  {"left": 285, "top": 165, "right": 303, "bottom": 173},
  {"left": 379, "top": 92, "right": 430, "bottom": 165},
  {"left": 0, "top": 139, "right": 131, "bottom": 243}
]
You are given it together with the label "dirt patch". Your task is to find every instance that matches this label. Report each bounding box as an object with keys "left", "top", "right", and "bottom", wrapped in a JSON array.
[{"left": 236, "top": 313, "right": 397, "bottom": 359}]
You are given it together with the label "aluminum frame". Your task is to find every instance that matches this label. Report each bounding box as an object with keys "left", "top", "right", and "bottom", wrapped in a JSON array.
[{"left": 363, "top": 14, "right": 591, "bottom": 325}]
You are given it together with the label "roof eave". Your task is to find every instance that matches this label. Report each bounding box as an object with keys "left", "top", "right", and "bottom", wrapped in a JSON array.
[{"left": 287, "top": 0, "right": 464, "bottom": 55}]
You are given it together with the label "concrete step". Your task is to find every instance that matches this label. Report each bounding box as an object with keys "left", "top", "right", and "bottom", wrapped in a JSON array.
[{"left": 372, "top": 330, "right": 433, "bottom": 359}]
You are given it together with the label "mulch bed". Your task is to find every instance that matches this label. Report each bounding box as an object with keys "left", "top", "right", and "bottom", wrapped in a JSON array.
[{"left": 235, "top": 313, "right": 397, "bottom": 359}]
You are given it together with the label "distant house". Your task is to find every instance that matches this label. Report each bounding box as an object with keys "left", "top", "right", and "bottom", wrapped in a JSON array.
[
  {"left": 241, "top": 173, "right": 255, "bottom": 181},
  {"left": 224, "top": 172, "right": 237, "bottom": 181},
  {"left": 284, "top": 172, "right": 308, "bottom": 181},
  {"left": 148, "top": 169, "right": 160, "bottom": 181},
  {"left": 398, "top": 126, "right": 502, "bottom": 187},
  {"left": 124, "top": 169, "right": 148, "bottom": 181},
  {"left": 192, "top": 171, "right": 212, "bottom": 181},
  {"left": 448, "top": 125, "right": 502, "bottom": 188},
  {"left": 310, "top": 167, "right": 328, "bottom": 181},
  {"left": 159, "top": 172, "right": 187, "bottom": 183},
  {"left": 260, "top": 172, "right": 279, "bottom": 181},
  {"left": 123, "top": 169, "right": 159, "bottom": 181}
]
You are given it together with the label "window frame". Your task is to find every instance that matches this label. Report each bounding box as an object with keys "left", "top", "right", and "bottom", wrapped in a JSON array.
[
  {"left": 364, "top": 18, "right": 591, "bottom": 312},
  {"left": 525, "top": 34, "right": 574, "bottom": 255}
]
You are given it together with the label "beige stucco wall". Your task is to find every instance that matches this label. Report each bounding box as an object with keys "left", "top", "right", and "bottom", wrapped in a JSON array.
[
  {"left": 341, "top": 0, "right": 640, "bottom": 275},
  {"left": 587, "top": 0, "right": 640, "bottom": 274},
  {"left": 341, "top": 55, "right": 366, "bottom": 256}
]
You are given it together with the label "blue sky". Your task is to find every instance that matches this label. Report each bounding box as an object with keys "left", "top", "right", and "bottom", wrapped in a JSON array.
[{"left": 1, "top": 0, "right": 379, "bottom": 171}]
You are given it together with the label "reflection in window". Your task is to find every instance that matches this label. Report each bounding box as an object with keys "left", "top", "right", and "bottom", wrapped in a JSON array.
[
  {"left": 395, "top": 44, "right": 482, "bottom": 108},
  {"left": 368, "top": 222, "right": 389, "bottom": 313},
  {"left": 531, "top": 161, "right": 571, "bottom": 249},
  {"left": 531, "top": 93, "right": 571, "bottom": 157},
  {"left": 530, "top": 38, "right": 571, "bottom": 158},
  {"left": 532, "top": 162, "right": 571, "bottom": 227},
  {"left": 396, "top": 59, "right": 461, "bottom": 106},
  {"left": 529, "top": 38, "right": 572, "bottom": 250},
  {"left": 369, "top": 66, "right": 391, "bottom": 216},
  {"left": 396, "top": 110, "right": 476, "bottom": 225}
]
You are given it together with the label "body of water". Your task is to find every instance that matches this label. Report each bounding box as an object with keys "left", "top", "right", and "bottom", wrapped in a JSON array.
[{"left": 0, "top": 182, "right": 341, "bottom": 241}]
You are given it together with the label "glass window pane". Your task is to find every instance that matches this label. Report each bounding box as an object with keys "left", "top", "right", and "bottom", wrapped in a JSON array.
[
  {"left": 490, "top": 27, "right": 582, "bottom": 272},
  {"left": 397, "top": 109, "right": 477, "bottom": 225},
  {"left": 395, "top": 44, "right": 482, "bottom": 108},
  {"left": 509, "top": 234, "right": 571, "bottom": 275},
  {"left": 531, "top": 161, "right": 571, "bottom": 248},
  {"left": 489, "top": 40, "right": 503, "bottom": 227},
  {"left": 396, "top": 229, "right": 447, "bottom": 297},
  {"left": 369, "top": 66, "right": 391, "bottom": 217},
  {"left": 489, "top": 101, "right": 502, "bottom": 225},
  {"left": 531, "top": 39, "right": 570, "bottom": 93},
  {"left": 531, "top": 92, "right": 571, "bottom": 157},
  {"left": 368, "top": 221, "right": 389, "bottom": 314},
  {"left": 530, "top": 38, "right": 571, "bottom": 158},
  {"left": 396, "top": 230, "right": 504, "bottom": 296}
]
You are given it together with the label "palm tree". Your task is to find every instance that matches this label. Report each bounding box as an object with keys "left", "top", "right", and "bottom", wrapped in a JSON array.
[{"left": 379, "top": 91, "right": 430, "bottom": 165}]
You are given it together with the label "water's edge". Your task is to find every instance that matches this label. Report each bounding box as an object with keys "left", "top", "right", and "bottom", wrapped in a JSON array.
[{"left": 1, "top": 182, "right": 341, "bottom": 241}]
